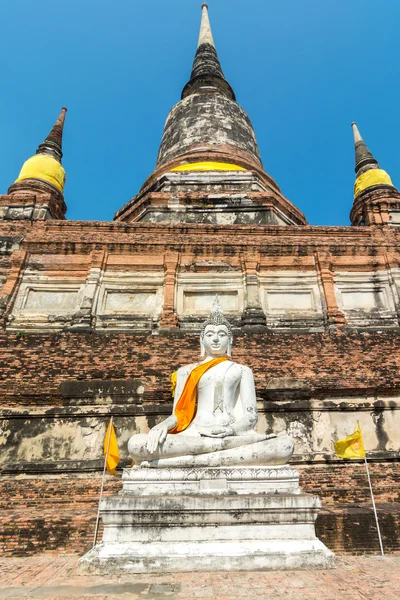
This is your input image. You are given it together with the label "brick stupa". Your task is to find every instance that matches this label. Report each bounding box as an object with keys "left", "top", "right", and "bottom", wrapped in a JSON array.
[{"left": 0, "top": 4, "right": 400, "bottom": 558}]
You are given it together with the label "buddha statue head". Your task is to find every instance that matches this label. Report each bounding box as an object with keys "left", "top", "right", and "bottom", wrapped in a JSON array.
[{"left": 200, "top": 297, "right": 233, "bottom": 358}]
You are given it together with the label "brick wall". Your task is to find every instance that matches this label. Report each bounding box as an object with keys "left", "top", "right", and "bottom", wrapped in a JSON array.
[
  {"left": 1, "top": 329, "right": 400, "bottom": 403},
  {"left": 0, "top": 476, "right": 119, "bottom": 557},
  {"left": 1, "top": 328, "right": 399, "bottom": 556},
  {"left": 1, "top": 219, "right": 400, "bottom": 556},
  {"left": 1, "top": 463, "right": 399, "bottom": 556}
]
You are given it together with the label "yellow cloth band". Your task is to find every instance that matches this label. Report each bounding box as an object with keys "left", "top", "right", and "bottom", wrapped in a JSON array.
[
  {"left": 171, "top": 162, "right": 246, "bottom": 172},
  {"left": 15, "top": 154, "right": 66, "bottom": 192},
  {"left": 354, "top": 168, "right": 393, "bottom": 198}
]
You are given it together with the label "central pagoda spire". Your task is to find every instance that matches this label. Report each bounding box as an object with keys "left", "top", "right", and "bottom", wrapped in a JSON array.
[
  {"left": 182, "top": 3, "right": 235, "bottom": 100},
  {"left": 155, "top": 4, "right": 261, "bottom": 169},
  {"left": 115, "top": 3, "right": 307, "bottom": 227}
]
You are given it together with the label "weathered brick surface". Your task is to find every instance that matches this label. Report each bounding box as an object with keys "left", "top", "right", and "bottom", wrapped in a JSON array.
[
  {"left": 1, "top": 219, "right": 400, "bottom": 557},
  {"left": 0, "top": 476, "right": 118, "bottom": 556},
  {"left": 316, "top": 505, "right": 400, "bottom": 554},
  {"left": 1, "top": 330, "right": 400, "bottom": 404},
  {"left": 1, "top": 463, "right": 399, "bottom": 556},
  {"left": 1, "top": 217, "right": 400, "bottom": 256},
  {"left": 0, "top": 327, "right": 399, "bottom": 556},
  {"left": 0, "top": 509, "right": 97, "bottom": 557},
  {"left": 2, "top": 497, "right": 398, "bottom": 557},
  {"left": 300, "top": 462, "right": 400, "bottom": 505}
]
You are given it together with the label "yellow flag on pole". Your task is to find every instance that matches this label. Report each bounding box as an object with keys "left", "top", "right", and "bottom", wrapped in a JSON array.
[
  {"left": 334, "top": 423, "right": 365, "bottom": 459},
  {"left": 104, "top": 419, "right": 120, "bottom": 474}
]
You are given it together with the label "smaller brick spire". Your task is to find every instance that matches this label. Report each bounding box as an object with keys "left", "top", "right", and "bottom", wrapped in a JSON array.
[
  {"left": 352, "top": 122, "right": 379, "bottom": 177},
  {"left": 351, "top": 122, "right": 396, "bottom": 199},
  {"left": 11, "top": 107, "right": 68, "bottom": 202},
  {"left": 37, "top": 107, "right": 67, "bottom": 163},
  {"left": 350, "top": 122, "right": 399, "bottom": 225}
]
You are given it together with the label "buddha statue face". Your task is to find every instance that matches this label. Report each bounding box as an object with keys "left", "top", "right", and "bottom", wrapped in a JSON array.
[
  {"left": 201, "top": 324, "right": 232, "bottom": 358},
  {"left": 200, "top": 297, "right": 233, "bottom": 358}
]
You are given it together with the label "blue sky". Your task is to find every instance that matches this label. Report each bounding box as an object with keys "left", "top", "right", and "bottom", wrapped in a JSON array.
[{"left": 1, "top": 0, "right": 399, "bottom": 226}]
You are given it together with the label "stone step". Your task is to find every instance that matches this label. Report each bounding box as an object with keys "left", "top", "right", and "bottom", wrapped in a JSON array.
[{"left": 1, "top": 504, "right": 400, "bottom": 557}]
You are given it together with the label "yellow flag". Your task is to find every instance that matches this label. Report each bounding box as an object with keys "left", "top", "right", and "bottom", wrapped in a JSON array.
[
  {"left": 334, "top": 424, "right": 365, "bottom": 459},
  {"left": 104, "top": 420, "right": 120, "bottom": 475}
]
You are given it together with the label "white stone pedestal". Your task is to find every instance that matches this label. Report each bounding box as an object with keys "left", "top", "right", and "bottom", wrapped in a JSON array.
[{"left": 79, "top": 466, "right": 334, "bottom": 573}]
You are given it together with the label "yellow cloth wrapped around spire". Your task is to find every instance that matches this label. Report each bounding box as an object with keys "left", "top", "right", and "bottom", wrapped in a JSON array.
[
  {"left": 169, "top": 357, "right": 227, "bottom": 434},
  {"left": 172, "top": 162, "right": 245, "bottom": 172},
  {"left": 15, "top": 154, "right": 66, "bottom": 192},
  {"left": 354, "top": 169, "right": 393, "bottom": 198}
]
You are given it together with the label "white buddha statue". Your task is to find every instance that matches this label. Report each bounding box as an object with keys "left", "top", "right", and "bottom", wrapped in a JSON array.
[{"left": 128, "top": 298, "right": 294, "bottom": 468}]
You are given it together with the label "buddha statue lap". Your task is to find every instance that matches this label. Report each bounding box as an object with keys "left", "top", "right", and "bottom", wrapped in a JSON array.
[{"left": 128, "top": 299, "right": 294, "bottom": 468}]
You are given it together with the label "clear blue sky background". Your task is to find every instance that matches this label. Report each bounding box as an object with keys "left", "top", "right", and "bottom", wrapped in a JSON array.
[{"left": 1, "top": 0, "right": 399, "bottom": 225}]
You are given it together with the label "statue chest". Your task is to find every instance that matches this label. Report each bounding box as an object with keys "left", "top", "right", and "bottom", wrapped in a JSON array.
[{"left": 197, "top": 362, "right": 241, "bottom": 416}]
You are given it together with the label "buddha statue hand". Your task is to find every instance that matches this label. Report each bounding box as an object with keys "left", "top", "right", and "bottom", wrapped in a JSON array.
[
  {"left": 197, "top": 425, "right": 234, "bottom": 438},
  {"left": 146, "top": 415, "right": 177, "bottom": 454}
]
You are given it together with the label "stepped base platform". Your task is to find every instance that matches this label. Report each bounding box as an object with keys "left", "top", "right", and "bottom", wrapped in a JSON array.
[{"left": 79, "top": 466, "right": 334, "bottom": 573}]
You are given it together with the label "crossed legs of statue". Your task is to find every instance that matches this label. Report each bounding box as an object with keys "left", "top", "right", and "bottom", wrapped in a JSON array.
[{"left": 128, "top": 432, "right": 294, "bottom": 468}]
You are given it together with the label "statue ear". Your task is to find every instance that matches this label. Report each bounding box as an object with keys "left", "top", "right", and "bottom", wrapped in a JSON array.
[
  {"left": 227, "top": 337, "right": 232, "bottom": 358},
  {"left": 200, "top": 335, "right": 205, "bottom": 358}
]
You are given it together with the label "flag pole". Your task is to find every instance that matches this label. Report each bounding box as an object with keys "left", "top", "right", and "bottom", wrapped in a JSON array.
[
  {"left": 364, "top": 453, "right": 384, "bottom": 557},
  {"left": 93, "top": 416, "right": 113, "bottom": 548}
]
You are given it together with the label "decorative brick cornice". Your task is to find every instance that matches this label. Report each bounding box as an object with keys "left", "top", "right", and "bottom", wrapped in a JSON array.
[
  {"left": 3, "top": 180, "right": 67, "bottom": 221},
  {"left": 350, "top": 186, "right": 400, "bottom": 226},
  {"left": 114, "top": 148, "right": 307, "bottom": 226}
]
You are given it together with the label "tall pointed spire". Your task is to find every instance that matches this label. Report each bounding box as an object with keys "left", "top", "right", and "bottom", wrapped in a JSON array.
[
  {"left": 182, "top": 4, "right": 235, "bottom": 100},
  {"left": 198, "top": 3, "right": 215, "bottom": 47},
  {"left": 37, "top": 107, "right": 67, "bottom": 163},
  {"left": 116, "top": 3, "right": 307, "bottom": 227},
  {"left": 352, "top": 122, "right": 378, "bottom": 177},
  {"left": 197, "top": 3, "right": 215, "bottom": 48}
]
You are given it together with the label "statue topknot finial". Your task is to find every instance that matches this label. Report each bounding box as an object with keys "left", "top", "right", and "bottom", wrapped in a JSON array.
[{"left": 200, "top": 296, "right": 233, "bottom": 338}]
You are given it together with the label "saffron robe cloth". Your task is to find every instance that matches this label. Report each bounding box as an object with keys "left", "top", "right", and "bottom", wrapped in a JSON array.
[{"left": 169, "top": 357, "right": 228, "bottom": 434}]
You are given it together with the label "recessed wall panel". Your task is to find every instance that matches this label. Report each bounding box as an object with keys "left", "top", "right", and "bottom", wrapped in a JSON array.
[
  {"left": 266, "top": 291, "right": 314, "bottom": 311},
  {"left": 104, "top": 291, "right": 158, "bottom": 314},
  {"left": 24, "top": 289, "right": 79, "bottom": 311},
  {"left": 341, "top": 290, "right": 386, "bottom": 310},
  {"left": 183, "top": 291, "right": 238, "bottom": 315}
]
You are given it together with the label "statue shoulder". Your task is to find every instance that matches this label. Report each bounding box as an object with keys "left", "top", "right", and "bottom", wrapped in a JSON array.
[
  {"left": 177, "top": 363, "right": 198, "bottom": 378},
  {"left": 231, "top": 363, "right": 254, "bottom": 377}
]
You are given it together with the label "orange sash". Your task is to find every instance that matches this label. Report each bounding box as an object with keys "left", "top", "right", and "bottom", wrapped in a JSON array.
[{"left": 169, "top": 357, "right": 228, "bottom": 434}]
